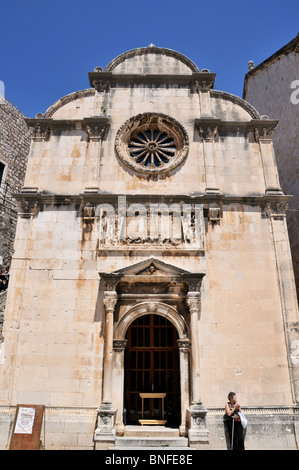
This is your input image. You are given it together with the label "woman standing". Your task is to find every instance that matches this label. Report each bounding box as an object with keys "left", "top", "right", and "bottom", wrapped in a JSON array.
[{"left": 225, "top": 392, "right": 245, "bottom": 450}]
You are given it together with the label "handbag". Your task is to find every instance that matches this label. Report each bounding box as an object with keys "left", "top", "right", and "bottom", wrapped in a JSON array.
[{"left": 238, "top": 411, "right": 247, "bottom": 429}]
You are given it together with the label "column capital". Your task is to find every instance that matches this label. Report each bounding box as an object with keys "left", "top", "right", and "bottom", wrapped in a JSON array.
[
  {"left": 103, "top": 291, "right": 118, "bottom": 313},
  {"left": 84, "top": 123, "right": 108, "bottom": 142},
  {"left": 25, "top": 117, "right": 52, "bottom": 141},
  {"left": 265, "top": 201, "right": 288, "bottom": 220},
  {"left": 177, "top": 338, "right": 191, "bottom": 353},
  {"left": 187, "top": 291, "right": 201, "bottom": 312},
  {"left": 113, "top": 339, "right": 127, "bottom": 351}
]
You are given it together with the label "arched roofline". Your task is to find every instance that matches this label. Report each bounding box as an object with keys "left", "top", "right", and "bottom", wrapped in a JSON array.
[
  {"left": 43, "top": 88, "right": 95, "bottom": 118},
  {"left": 211, "top": 89, "right": 261, "bottom": 119},
  {"left": 105, "top": 46, "right": 200, "bottom": 73}
]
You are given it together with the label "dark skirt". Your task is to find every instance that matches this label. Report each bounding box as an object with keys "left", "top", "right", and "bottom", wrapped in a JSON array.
[{"left": 226, "top": 418, "right": 245, "bottom": 450}]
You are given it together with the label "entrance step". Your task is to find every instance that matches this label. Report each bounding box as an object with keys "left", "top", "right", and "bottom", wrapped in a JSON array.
[
  {"left": 111, "top": 447, "right": 190, "bottom": 450},
  {"left": 123, "top": 425, "right": 180, "bottom": 438},
  {"left": 112, "top": 436, "right": 189, "bottom": 449}
]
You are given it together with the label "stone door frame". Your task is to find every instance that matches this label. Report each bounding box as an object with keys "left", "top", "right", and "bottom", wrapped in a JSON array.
[
  {"left": 112, "top": 301, "right": 191, "bottom": 435},
  {"left": 98, "top": 258, "right": 206, "bottom": 439}
]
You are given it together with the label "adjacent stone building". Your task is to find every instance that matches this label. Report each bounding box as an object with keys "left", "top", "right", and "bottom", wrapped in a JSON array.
[
  {"left": 243, "top": 33, "right": 299, "bottom": 304},
  {"left": 0, "top": 98, "right": 30, "bottom": 267},
  {"left": 0, "top": 98, "right": 30, "bottom": 337},
  {"left": 0, "top": 46, "right": 299, "bottom": 450}
]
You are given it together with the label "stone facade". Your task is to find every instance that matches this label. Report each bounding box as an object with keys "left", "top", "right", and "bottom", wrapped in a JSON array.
[
  {"left": 243, "top": 33, "right": 299, "bottom": 305},
  {"left": 0, "top": 46, "right": 299, "bottom": 450}
]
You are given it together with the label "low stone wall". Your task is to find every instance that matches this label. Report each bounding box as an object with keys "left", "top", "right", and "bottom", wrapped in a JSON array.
[
  {"left": 207, "top": 407, "right": 299, "bottom": 450},
  {"left": 0, "top": 405, "right": 298, "bottom": 450}
]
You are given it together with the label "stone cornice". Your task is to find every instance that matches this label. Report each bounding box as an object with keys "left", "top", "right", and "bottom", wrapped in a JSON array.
[
  {"left": 24, "top": 116, "right": 110, "bottom": 142},
  {"left": 88, "top": 71, "right": 216, "bottom": 90},
  {"left": 14, "top": 190, "right": 292, "bottom": 209},
  {"left": 195, "top": 117, "right": 279, "bottom": 141}
]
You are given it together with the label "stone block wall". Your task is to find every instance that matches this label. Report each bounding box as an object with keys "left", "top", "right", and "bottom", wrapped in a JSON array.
[
  {"left": 0, "top": 98, "right": 30, "bottom": 268},
  {"left": 244, "top": 46, "right": 299, "bottom": 305},
  {"left": 0, "top": 99, "right": 30, "bottom": 329}
]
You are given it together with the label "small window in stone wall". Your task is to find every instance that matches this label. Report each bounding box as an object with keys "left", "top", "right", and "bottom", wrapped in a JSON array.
[{"left": 0, "top": 162, "right": 5, "bottom": 188}]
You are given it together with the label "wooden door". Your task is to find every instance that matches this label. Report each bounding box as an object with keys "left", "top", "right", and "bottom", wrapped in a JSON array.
[{"left": 124, "top": 314, "right": 180, "bottom": 426}]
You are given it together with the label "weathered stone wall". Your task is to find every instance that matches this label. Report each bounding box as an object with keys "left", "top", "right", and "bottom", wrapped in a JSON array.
[
  {"left": 244, "top": 49, "right": 299, "bottom": 305},
  {"left": 0, "top": 99, "right": 30, "bottom": 345},
  {"left": 0, "top": 99, "right": 30, "bottom": 267}
]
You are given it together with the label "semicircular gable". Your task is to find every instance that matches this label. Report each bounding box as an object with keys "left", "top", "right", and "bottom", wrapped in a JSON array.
[
  {"left": 105, "top": 46, "right": 200, "bottom": 75},
  {"left": 43, "top": 88, "right": 95, "bottom": 118},
  {"left": 211, "top": 90, "right": 260, "bottom": 120}
]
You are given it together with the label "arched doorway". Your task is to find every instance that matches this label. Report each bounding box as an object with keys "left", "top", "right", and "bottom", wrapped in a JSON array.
[{"left": 124, "top": 314, "right": 181, "bottom": 426}]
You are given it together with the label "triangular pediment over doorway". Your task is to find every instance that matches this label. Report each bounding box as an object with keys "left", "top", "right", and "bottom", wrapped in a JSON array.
[
  {"left": 99, "top": 257, "right": 205, "bottom": 290},
  {"left": 115, "top": 257, "right": 189, "bottom": 276}
]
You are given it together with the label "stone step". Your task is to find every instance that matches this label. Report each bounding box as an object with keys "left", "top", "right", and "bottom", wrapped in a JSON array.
[
  {"left": 114, "top": 436, "right": 189, "bottom": 448},
  {"left": 123, "top": 425, "right": 180, "bottom": 438},
  {"left": 110, "top": 446, "right": 191, "bottom": 450}
]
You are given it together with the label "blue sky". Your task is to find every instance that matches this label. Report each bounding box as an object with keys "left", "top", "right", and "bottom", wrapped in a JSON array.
[{"left": 0, "top": 0, "right": 298, "bottom": 117}]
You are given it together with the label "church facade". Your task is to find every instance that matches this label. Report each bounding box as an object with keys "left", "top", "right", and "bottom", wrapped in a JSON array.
[{"left": 0, "top": 46, "right": 298, "bottom": 449}]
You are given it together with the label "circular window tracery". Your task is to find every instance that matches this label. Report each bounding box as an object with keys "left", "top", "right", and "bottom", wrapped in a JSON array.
[
  {"left": 129, "top": 127, "right": 176, "bottom": 168},
  {"left": 115, "top": 113, "right": 189, "bottom": 176}
]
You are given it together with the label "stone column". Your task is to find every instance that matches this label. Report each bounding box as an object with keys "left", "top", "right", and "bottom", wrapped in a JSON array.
[
  {"left": 113, "top": 339, "right": 127, "bottom": 435},
  {"left": 186, "top": 290, "right": 209, "bottom": 448},
  {"left": 256, "top": 122, "right": 282, "bottom": 195},
  {"left": 187, "top": 291, "right": 201, "bottom": 404},
  {"left": 83, "top": 120, "right": 109, "bottom": 193},
  {"left": 199, "top": 89, "right": 212, "bottom": 117},
  {"left": 23, "top": 117, "right": 51, "bottom": 191},
  {"left": 177, "top": 339, "right": 191, "bottom": 436},
  {"left": 102, "top": 290, "right": 118, "bottom": 402},
  {"left": 198, "top": 122, "right": 221, "bottom": 195},
  {"left": 195, "top": 75, "right": 215, "bottom": 118},
  {"left": 266, "top": 201, "right": 299, "bottom": 404},
  {"left": 94, "top": 290, "right": 118, "bottom": 449}
]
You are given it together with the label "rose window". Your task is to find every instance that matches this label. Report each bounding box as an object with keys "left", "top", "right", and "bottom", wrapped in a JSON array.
[
  {"left": 129, "top": 128, "right": 176, "bottom": 169},
  {"left": 115, "top": 113, "right": 189, "bottom": 176}
]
